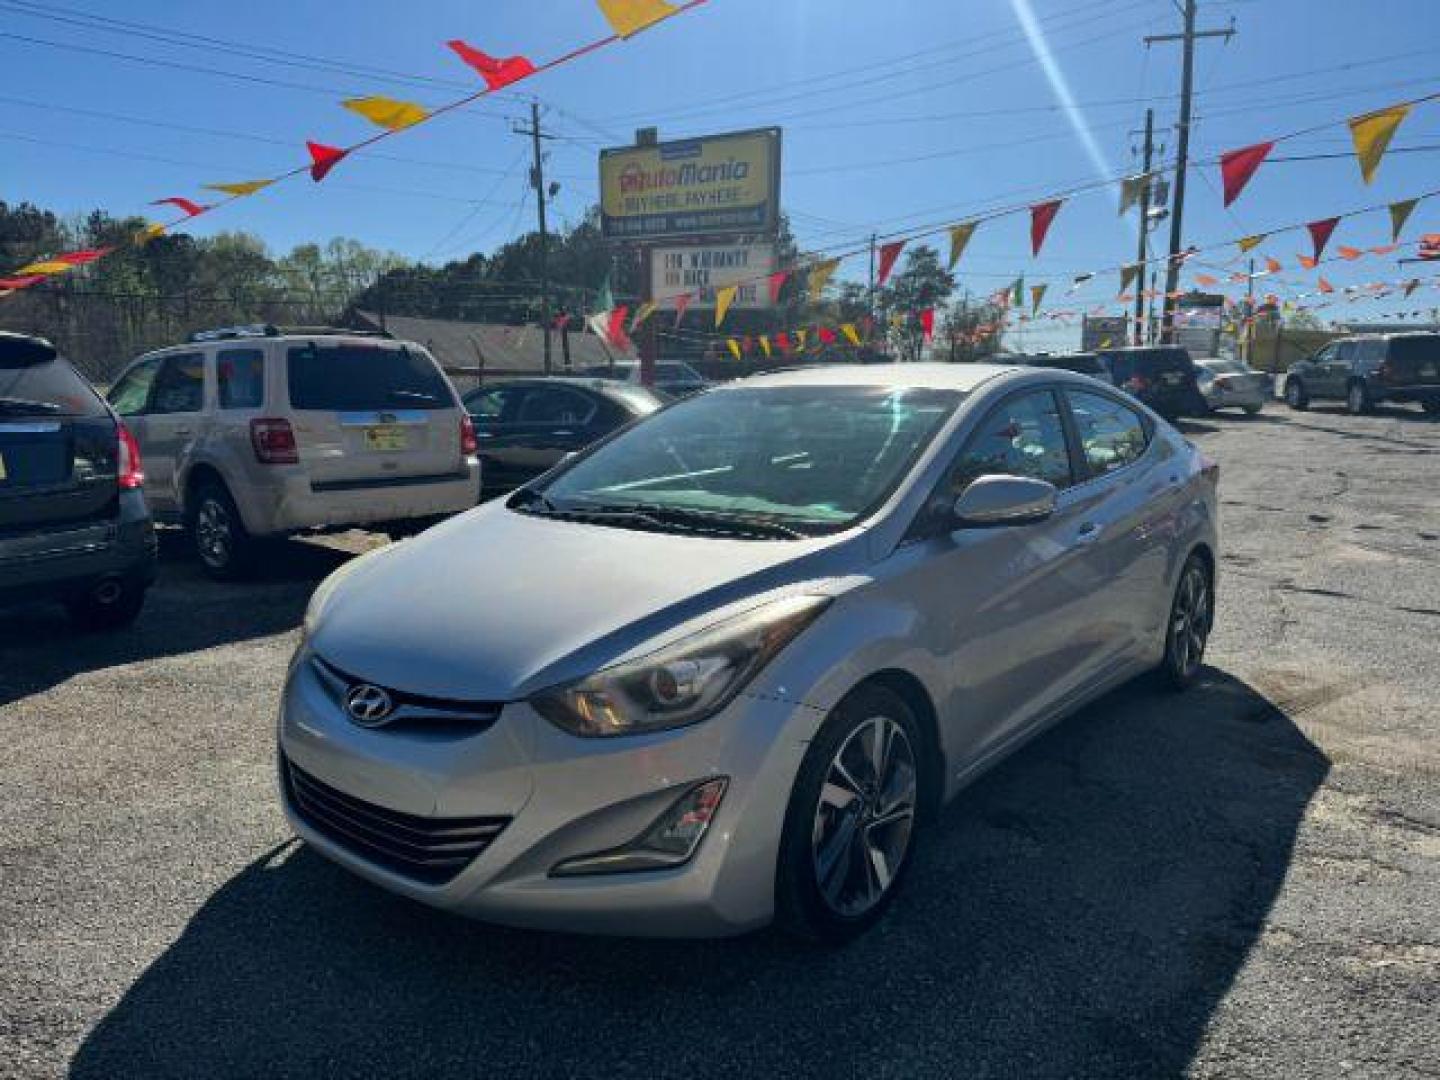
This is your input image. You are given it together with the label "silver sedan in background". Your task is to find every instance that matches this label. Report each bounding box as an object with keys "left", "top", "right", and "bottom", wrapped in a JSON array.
[
  {"left": 1194, "top": 357, "right": 1270, "bottom": 415},
  {"left": 281, "top": 363, "right": 1219, "bottom": 942}
]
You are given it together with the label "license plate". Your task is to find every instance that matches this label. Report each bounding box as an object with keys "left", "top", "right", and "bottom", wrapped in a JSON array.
[
  {"left": 364, "top": 425, "right": 408, "bottom": 451},
  {"left": 1419, "top": 362, "right": 1438, "bottom": 378}
]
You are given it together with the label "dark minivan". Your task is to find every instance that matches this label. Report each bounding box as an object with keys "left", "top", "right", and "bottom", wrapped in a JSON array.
[
  {"left": 1094, "top": 345, "right": 1206, "bottom": 419},
  {"left": 0, "top": 332, "right": 155, "bottom": 628}
]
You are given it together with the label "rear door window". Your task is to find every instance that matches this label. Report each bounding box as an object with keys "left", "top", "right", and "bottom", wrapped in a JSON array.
[
  {"left": 515, "top": 386, "right": 596, "bottom": 426},
  {"left": 217, "top": 348, "right": 265, "bottom": 409},
  {"left": 287, "top": 344, "right": 452, "bottom": 411},
  {"left": 107, "top": 357, "right": 161, "bottom": 416},
  {"left": 1066, "top": 390, "right": 1150, "bottom": 477},
  {"left": 465, "top": 385, "right": 522, "bottom": 421},
  {"left": 149, "top": 353, "right": 206, "bottom": 414}
]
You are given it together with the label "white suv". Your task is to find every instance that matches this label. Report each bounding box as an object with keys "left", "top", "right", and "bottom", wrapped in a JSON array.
[{"left": 107, "top": 326, "right": 480, "bottom": 578}]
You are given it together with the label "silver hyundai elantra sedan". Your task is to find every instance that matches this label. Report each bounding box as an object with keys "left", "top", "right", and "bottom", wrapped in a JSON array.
[{"left": 280, "top": 363, "right": 1218, "bottom": 941}]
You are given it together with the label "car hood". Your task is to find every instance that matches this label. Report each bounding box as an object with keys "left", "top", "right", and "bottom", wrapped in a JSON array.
[{"left": 308, "top": 502, "right": 856, "bottom": 701}]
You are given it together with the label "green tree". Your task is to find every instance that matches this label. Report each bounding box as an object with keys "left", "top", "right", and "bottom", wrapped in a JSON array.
[{"left": 876, "top": 245, "right": 955, "bottom": 362}]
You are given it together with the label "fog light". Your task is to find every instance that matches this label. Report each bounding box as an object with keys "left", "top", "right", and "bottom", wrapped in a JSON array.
[{"left": 551, "top": 778, "right": 729, "bottom": 877}]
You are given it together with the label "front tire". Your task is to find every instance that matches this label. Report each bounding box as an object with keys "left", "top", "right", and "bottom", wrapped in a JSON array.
[
  {"left": 1284, "top": 378, "right": 1309, "bottom": 411},
  {"left": 188, "top": 481, "right": 256, "bottom": 580},
  {"left": 1161, "top": 554, "right": 1213, "bottom": 690},
  {"left": 776, "top": 684, "right": 923, "bottom": 944},
  {"left": 1346, "top": 380, "right": 1371, "bottom": 415}
]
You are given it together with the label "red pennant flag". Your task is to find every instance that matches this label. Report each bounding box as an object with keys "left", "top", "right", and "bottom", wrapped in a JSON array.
[
  {"left": 606, "top": 305, "right": 630, "bottom": 347},
  {"left": 447, "top": 40, "right": 537, "bottom": 91},
  {"left": 54, "top": 248, "right": 113, "bottom": 266},
  {"left": 1296, "top": 254, "right": 1318, "bottom": 269},
  {"left": 1219, "top": 140, "right": 1274, "bottom": 206},
  {"left": 554, "top": 313, "right": 571, "bottom": 330},
  {"left": 1317, "top": 277, "right": 1334, "bottom": 294},
  {"left": 774, "top": 331, "right": 791, "bottom": 353},
  {"left": 876, "top": 241, "right": 904, "bottom": 286},
  {"left": 861, "top": 315, "right": 874, "bottom": 337},
  {"left": 306, "top": 141, "right": 348, "bottom": 182},
  {"left": 1336, "top": 245, "right": 1363, "bottom": 261},
  {"left": 673, "top": 293, "right": 691, "bottom": 327},
  {"left": 151, "top": 196, "right": 207, "bottom": 217},
  {"left": 1030, "top": 199, "right": 1062, "bottom": 256},
  {"left": 818, "top": 326, "right": 837, "bottom": 345},
  {"left": 767, "top": 270, "right": 788, "bottom": 305},
  {"left": 1307, "top": 217, "right": 1340, "bottom": 263},
  {"left": 919, "top": 308, "right": 935, "bottom": 342},
  {"left": 0, "top": 274, "right": 47, "bottom": 290}
]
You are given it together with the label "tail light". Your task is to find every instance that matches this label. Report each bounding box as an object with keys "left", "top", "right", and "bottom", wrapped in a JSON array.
[
  {"left": 1125, "top": 375, "right": 1150, "bottom": 393},
  {"left": 459, "top": 413, "right": 478, "bottom": 456},
  {"left": 1213, "top": 376, "right": 1233, "bottom": 389},
  {"left": 117, "top": 422, "right": 144, "bottom": 490},
  {"left": 250, "top": 417, "right": 299, "bottom": 464}
]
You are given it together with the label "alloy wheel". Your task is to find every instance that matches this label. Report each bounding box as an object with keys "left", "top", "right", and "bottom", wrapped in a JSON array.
[
  {"left": 811, "top": 715, "right": 917, "bottom": 918},
  {"left": 195, "top": 497, "right": 233, "bottom": 569},
  {"left": 1168, "top": 565, "right": 1212, "bottom": 680}
]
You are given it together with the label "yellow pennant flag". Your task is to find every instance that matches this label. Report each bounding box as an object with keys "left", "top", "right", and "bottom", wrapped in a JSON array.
[
  {"left": 628, "top": 300, "right": 657, "bottom": 331},
  {"left": 1237, "top": 234, "right": 1266, "bottom": 254},
  {"left": 205, "top": 180, "right": 273, "bottom": 197},
  {"left": 714, "top": 284, "right": 738, "bottom": 328},
  {"left": 1030, "top": 283, "right": 1047, "bottom": 314},
  {"left": 947, "top": 222, "right": 976, "bottom": 270},
  {"left": 15, "top": 260, "right": 74, "bottom": 276},
  {"left": 806, "top": 258, "right": 840, "bottom": 301},
  {"left": 841, "top": 323, "right": 862, "bottom": 346},
  {"left": 759, "top": 335, "right": 772, "bottom": 358},
  {"left": 1348, "top": 104, "right": 1409, "bottom": 185},
  {"left": 1389, "top": 198, "right": 1419, "bottom": 242},
  {"left": 726, "top": 338, "right": 742, "bottom": 361},
  {"left": 134, "top": 223, "right": 166, "bottom": 245},
  {"left": 596, "top": 0, "right": 678, "bottom": 38},
  {"left": 343, "top": 96, "right": 431, "bottom": 131}
]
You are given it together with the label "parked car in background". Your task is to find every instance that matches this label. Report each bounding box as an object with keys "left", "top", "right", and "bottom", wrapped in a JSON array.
[
  {"left": 1194, "top": 357, "right": 1268, "bottom": 415},
  {"left": 106, "top": 325, "right": 480, "bottom": 579},
  {"left": 1094, "top": 345, "right": 1207, "bottom": 419},
  {"left": 0, "top": 331, "right": 156, "bottom": 628},
  {"left": 283, "top": 363, "right": 1219, "bottom": 942},
  {"left": 1011, "top": 352, "right": 1110, "bottom": 380},
  {"left": 463, "top": 377, "right": 664, "bottom": 501},
  {"left": 578, "top": 360, "right": 710, "bottom": 398},
  {"left": 1283, "top": 333, "right": 1440, "bottom": 415}
]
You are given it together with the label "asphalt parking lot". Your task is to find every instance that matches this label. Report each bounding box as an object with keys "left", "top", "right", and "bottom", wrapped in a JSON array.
[{"left": 2, "top": 400, "right": 1437, "bottom": 1080}]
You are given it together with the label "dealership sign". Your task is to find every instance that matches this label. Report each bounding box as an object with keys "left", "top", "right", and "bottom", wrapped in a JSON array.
[
  {"left": 601, "top": 128, "right": 781, "bottom": 241},
  {"left": 651, "top": 243, "right": 776, "bottom": 309}
]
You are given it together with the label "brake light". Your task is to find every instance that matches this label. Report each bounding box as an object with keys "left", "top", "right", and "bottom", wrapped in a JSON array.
[
  {"left": 459, "top": 413, "right": 478, "bottom": 456},
  {"left": 1213, "top": 376, "right": 1233, "bottom": 389},
  {"left": 117, "top": 422, "right": 144, "bottom": 490},
  {"left": 250, "top": 417, "right": 299, "bottom": 464}
]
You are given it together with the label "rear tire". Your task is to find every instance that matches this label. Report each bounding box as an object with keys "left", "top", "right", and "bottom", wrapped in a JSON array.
[
  {"left": 188, "top": 480, "right": 256, "bottom": 580},
  {"left": 66, "top": 577, "right": 146, "bottom": 630},
  {"left": 1243, "top": 403, "right": 1262, "bottom": 416},
  {"left": 776, "top": 684, "right": 923, "bottom": 944},
  {"left": 1346, "top": 380, "right": 1371, "bottom": 415},
  {"left": 1160, "top": 554, "right": 1213, "bottom": 691},
  {"left": 1284, "top": 378, "right": 1309, "bottom": 411}
]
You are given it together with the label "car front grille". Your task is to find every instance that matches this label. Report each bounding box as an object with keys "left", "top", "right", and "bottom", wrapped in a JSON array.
[{"left": 284, "top": 758, "right": 509, "bottom": 885}]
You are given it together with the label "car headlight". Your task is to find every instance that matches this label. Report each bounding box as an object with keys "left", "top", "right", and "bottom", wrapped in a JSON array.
[{"left": 530, "top": 594, "right": 831, "bottom": 737}]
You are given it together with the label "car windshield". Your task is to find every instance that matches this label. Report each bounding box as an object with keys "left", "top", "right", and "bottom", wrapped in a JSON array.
[
  {"left": 528, "top": 385, "right": 960, "bottom": 534},
  {"left": 287, "top": 343, "right": 452, "bottom": 411}
]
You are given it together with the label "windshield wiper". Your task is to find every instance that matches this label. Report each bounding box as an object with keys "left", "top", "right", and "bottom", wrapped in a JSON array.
[
  {"left": 584, "top": 502, "right": 810, "bottom": 540},
  {"left": 0, "top": 396, "right": 62, "bottom": 415},
  {"left": 388, "top": 389, "right": 440, "bottom": 404}
]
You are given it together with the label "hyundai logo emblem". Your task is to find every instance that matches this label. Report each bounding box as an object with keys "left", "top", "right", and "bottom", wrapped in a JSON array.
[{"left": 344, "top": 683, "right": 395, "bottom": 727}]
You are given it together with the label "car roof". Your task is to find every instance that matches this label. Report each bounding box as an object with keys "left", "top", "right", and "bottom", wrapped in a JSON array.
[
  {"left": 137, "top": 333, "right": 428, "bottom": 360},
  {"left": 719, "top": 362, "right": 1017, "bottom": 393},
  {"left": 467, "top": 376, "right": 637, "bottom": 393}
]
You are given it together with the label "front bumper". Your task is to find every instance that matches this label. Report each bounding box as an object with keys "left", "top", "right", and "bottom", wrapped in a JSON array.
[
  {"left": 277, "top": 649, "right": 819, "bottom": 936},
  {"left": 233, "top": 459, "right": 481, "bottom": 536}
]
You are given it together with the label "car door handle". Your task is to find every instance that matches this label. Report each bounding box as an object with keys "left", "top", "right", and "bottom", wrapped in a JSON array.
[
  {"left": 1076, "top": 521, "right": 1101, "bottom": 544},
  {"left": 174, "top": 426, "right": 192, "bottom": 435}
]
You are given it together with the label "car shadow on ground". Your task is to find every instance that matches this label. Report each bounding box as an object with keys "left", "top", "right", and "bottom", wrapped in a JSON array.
[
  {"left": 71, "top": 669, "right": 1327, "bottom": 1079},
  {"left": 0, "top": 532, "right": 354, "bottom": 709}
]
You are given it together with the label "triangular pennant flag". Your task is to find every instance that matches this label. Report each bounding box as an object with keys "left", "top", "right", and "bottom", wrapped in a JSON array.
[
  {"left": 52, "top": 248, "right": 112, "bottom": 267},
  {"left": 1336, "top": 245, "right": 1363, "bottom": 261},
  {"left": 1264, "top": 256, "right": 1282, "bottom": 274},
  {"left": 1348, "top": 104, "right": 1410, "bottom": 184},
  {"left": 1030, "top": 199, "right": 1062, "bottom": 256},
  {"left": 1237, "top": 234, "right": 1266, "bottom": 254},
  {"left": 343, "top": 96, "right": 430, "bottom": 131},
  {"left": 306, "top": 141, "right": 348, "bottom": 182},
  {"left": 796, "top": 329, "right": 809, "bottom": 351},
  {"left": 1030, "top": 283, "right": 1047, "bottom": 315},
  {"left": 0, "top": 275, "right": 47, "bottom": 290},
  {"left": 1219, "top": 141, "right": 1274, "bottom": 206},
  {"left": 876, "top": 241, "right": 904, "bottom": 287},
  {"left": 774, "top": 331, "right": 791, "bottom": 353},
  {"left": 15, "top": 260, "right": 74, "bottom": 276},
  {"left": 1119, "top": 263, "right": 1141, "bottom": 296},
  {"left": 1403, "top": 278, "right": 1420, "bottom": 298},
  {"left": 1119, "top": 173, "right": 1150, "bottom": 215},
  {"left": 1010, "top": 277, "right": 1024, "bottom": 307},
  {"left": 1389, "top": 198, "right": 1419, "bottom": 242},
  {"left": 205, "top": 180, "right": 272, "bottom": 197},
  {"left": 1194, "top": 273, "right": 1219, "bottom": 287},
  {"left": 806, "top": 258, "right": 840, "bottom": 301},
  {"left": 151, "top": 196, "right": 207, "bottom": 217},
  {"left": 447, "top": 40, "right": 536, "bottom": 91},
  {"left": 818, "top": 326, "right": 837, "bottom": 345},
  {"left": 596, "top": 0, "right": 678, "bottom": 38},
  {"left": 1296, "top": 254, "right": 1317, "bottom": 269},
  {"left": 1067, "top": 272, "right": 1093, "bottom": 294},
  {"left": 1317, "top": 277, "right": 1334, "bottom": 294},
  {"left": 919, "top": 308, "right": 935, "bottom": 343},
  {"left": 947, "top": 222, "right": 976, "bottom": 270},
  {"left": 1369, "top": 244, "right": 1399, "bottom": 256},
  {"left": 628, "top": 300, "right": 657, "bottom": 331},
  {"left": 714, "top": 284, "right": 738, "bottom": 328},
  {"left": 766, "top": 270, "right": 788, "bottom": 304},
  {"left": 1308, "top": 217, "right": 1340, "bottom": 262},
  {"left": 841, "top": 323, "right": 862, "bottom": 347},
  {"left": 135, "top": 223, "right": 166, "bottom": 245},
  {"left": 673, "top": 292, "right": 690, "bottom": 327},
  {"left": 606, "top": 305, "right": 630, "bottom": 347},
  {"left": 759, "top": 335, "right": 772, "bottom": 358},
  {"left": 726, "top": 338, "right": 742, "bottom": 361}
]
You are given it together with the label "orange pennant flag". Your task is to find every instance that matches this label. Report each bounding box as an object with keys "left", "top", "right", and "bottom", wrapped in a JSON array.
[
  {"left": 1317, "top": 277, "right": 1334, "bottom": 294},
  {"left": 714, "top": 284, "right": 738, "bottom": 328},
  {"left": 1369, "top": 244, "right": 1399, "bottom": 256},
  {"left": 1348, "top": 104, "right": 1410, "bottom": 184},
  {"left": 1296, "top": 255, "right": 1318, "bottom": 269},
  {"left": 1264, "top": 256, "right": 1282, "bottom": 274},
  {"left": 1336, "top": 245, "right": 1363, "bottom": 261},
  {"left": 596, "top": 0, "right": 678, "bottom": 38},
  {"left": 1237, "top": 234, "right": 1266, "bottom": 254},
  {"left": 1194, "top": 273, "right": 1219, "bottom": 287},
  {"left": 343, "top": 96, "right": 430, "bottom": 130}
]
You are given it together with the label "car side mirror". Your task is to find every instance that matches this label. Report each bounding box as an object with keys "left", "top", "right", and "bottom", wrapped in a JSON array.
[{"left": 952, "top": 474, "right": 1058, "bottom": 528}]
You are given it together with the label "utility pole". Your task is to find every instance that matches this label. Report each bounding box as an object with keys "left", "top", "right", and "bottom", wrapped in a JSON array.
[
  {"left": 1147, "top": 2, "right": 1234, "bottom": 343},
  {"left": 1133, "top": 108, "right": 1154, "bottom": 347},
  {"left": 1244, "top": 256, "right": 1255, "bottom": 364},
  {"left": 514, "top": 101, "right": 557, "bottom": 373}
]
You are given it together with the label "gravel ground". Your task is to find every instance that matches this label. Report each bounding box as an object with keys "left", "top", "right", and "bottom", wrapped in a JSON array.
[{"left": 1, "top": 399, "right": 1437, "bottom": 1079}]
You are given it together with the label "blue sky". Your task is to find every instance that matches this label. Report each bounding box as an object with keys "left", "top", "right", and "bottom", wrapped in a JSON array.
[{"left": 3, "top": 0, "right": 1438, "bottom": 348}]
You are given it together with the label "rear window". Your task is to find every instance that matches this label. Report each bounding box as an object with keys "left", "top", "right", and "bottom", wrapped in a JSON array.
[
  {"left": 0, "top": 343, "right": 106, "bottom": 418},
  {"left": 286, "top": 344, "right": 453, "bottom": 411},
  {"left": 1103, "top": 349, "right": 1192, "bottom": 381},
  {"left": 1388, "top": 337, "right": 1440, "bottom": 367}
]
